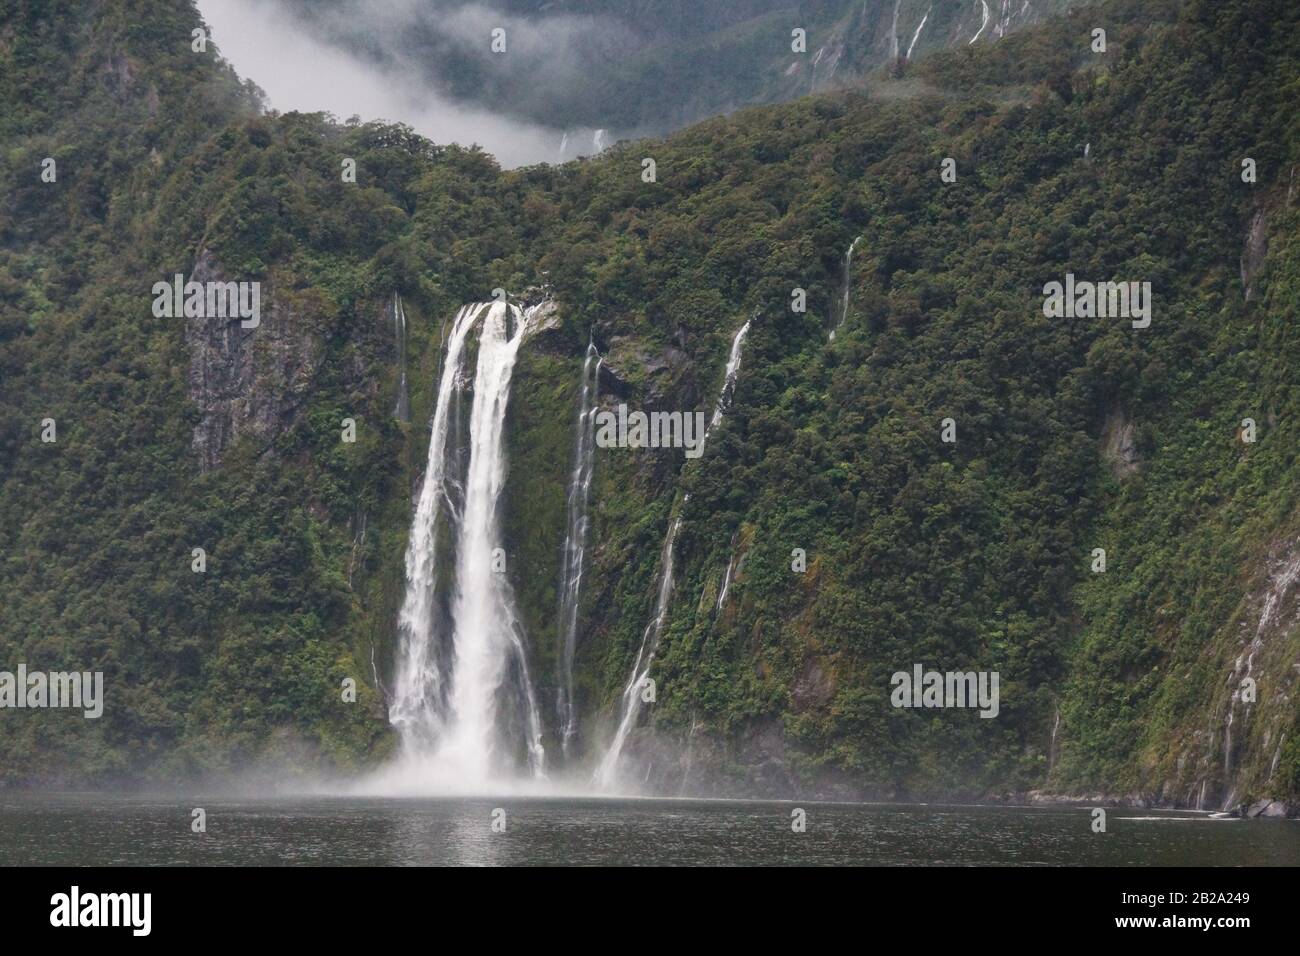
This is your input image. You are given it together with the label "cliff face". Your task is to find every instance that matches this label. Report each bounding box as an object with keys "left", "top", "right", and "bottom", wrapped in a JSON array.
[
  {"left": 185, "top": 249, "right": 321, "bottom": 470},
  {"left": 1, "top": 0, "right": 1297, "bottom": 811}
]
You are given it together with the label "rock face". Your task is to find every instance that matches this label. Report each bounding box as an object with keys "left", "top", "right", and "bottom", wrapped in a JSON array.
[
  {"left": 792, "top": 656, "right": 835, "bottom": 711},
  {"left": 1100, "top": 404, "right": 1140, "bottom": 478},
  {"left": 603, "top": 336, "right": 695, "bottom": 406},
  {"left": 1241, "top": 207, "right": 1268, "bottom": 301},
  {"left": 185, "top": 248, "right": 326, "bottom": 471},
  {"left": 1246, "top": 798, "right": 1288, "bottom": 817}
]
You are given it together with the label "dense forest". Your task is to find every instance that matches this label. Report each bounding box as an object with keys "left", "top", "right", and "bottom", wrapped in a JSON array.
[{"left": 0, "top": 0, "right": 1297, "bottom": 812}]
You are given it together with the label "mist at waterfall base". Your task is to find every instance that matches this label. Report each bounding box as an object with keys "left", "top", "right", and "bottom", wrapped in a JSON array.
[{"left": 348, "top": 303, "right": 757, "bottom": 799}]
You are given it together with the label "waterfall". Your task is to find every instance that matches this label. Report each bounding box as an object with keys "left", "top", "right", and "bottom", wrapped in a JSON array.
[
  {"left": 558, "top": 131, "right": 569, "bottom": 164},
  {"left": 708, "top": 317, "right": 753, "bottom": 436},
  {"left": 440, "top": 301, "right": 544, "bottom": 779},
  {"left": 716, "top": 539, "right": 738, "bottom": 613},
  {"left": 1047, "top": 706, "right": 1060, "bottom": 774},
  {"left": 906, "top": 6, "right": 931, "bottom": 60},
  {"left": 389, "top": 303, "right": 488, "bottom": 753},
  {"left": 594, "top": 318, "right": 753, "bottom": 788},
  {"left": 592, "top": 129, "right": 607, "bottom": 154},
  {"left": 387, "top": 300, "right": 546, "bottom": 785},
  {"left": 393, "top": 293, "right": 411, "bottom": 423},
  {"left": 887, "top": 0, "right": 901, "bottom": 60},
  {"left": 829, "top": 236, "right": 862, "bottom": 341},
  {"left": 594, "top": 514, "right": 682, "bottom": 788},
  {"left": 970, "top": 0, "right": 991, "bottom": 44},
  {"left": 556, "top": 342, "right": 603, "bottom": 757},
  {"left": 1220, "top": 545, "right": 1300, "bottom": 807}
]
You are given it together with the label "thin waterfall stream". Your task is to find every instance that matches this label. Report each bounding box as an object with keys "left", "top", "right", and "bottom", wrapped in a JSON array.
[
  {"left": 556, "top": 342, "right": 603, "bottom": 757},
  {"left": 595, "top": 318, "right": 753, "bottom": 788}
]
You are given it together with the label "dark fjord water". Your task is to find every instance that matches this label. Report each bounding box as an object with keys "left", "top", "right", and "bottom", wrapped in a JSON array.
[{"left": 1, "top": 794, "right": 1295, "bottom": 866}]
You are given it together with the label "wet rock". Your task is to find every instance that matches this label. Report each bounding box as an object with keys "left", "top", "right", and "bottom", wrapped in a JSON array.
[{"left": 1246, "top": 798, "right": 1287, "bottom": 818}]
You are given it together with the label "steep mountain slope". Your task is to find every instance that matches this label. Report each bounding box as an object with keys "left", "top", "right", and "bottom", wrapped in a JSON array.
[{"left": 0, "top": 0, "right": 1296, "bottom": 812}]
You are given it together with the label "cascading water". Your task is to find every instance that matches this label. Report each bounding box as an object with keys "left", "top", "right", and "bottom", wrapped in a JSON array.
[
  {"left": 386, "top": 300, "right": 546, "bottom": 786},
  {"left": 708, "top": 317, "right": 753, "bottom": 436},
  {"left": 829, "top": 236, "right": 862, "bottom": 341},
  {"left": 440, "top": 301, "right": 544, "bottom": 779},
  {"left": 716, "top": 535, "right": 738, "bottom": 613},
  {"left": 906, "top": 5, "right": 932, "bottom": 60},
  {"left": 556, "top": 342, "right": 603, "bottom": 757},
  {"left": 392, "top": 293, "right": 411, "bottom": 423},
  {"left": 594, "top": 319, "right": 753, "bottom": 788},
  {"left": 594, "top": 514, "right": 682, "bottom": 789},
  {"left": 389, "top": 303, "right": 487, "bottom": 754},
  {"left": 970, "top": 0, "right": 991, "bottom": 44},
  {"left": 1220, "top": 544, "right": 1300, "bottom": 808},
  {"left": 887, "top": 0, "right": 901, "bottom": 60}
]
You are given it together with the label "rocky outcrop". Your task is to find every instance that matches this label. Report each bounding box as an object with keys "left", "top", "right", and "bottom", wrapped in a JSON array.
[
  {"left": 792, "top": 656, "right": 836, "bottom": 711},
  {"left": 1241, "top": 207, "right": 1268, "bottom": 300},
  {"left": 185, "top": 248, "right": 327, "bottom": 471},
  {"left": 1246, "top": 798, "right": 1289, "bottom": 817},
  {"left": 1100, "top": 403, "right": 1140, "bottom": 478},
  {"left": 603, "top": 336, "right": 695, "bottom": 406}
]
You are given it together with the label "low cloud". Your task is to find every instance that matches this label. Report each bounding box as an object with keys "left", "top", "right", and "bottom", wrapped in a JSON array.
[{"left": 196, "top": 0, "right": 574, "bottom": 167}]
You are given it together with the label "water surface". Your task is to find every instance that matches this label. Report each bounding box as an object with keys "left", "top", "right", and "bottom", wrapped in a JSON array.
[{"left": 1, "top": 794, "right": 1295, "bottom": 866}]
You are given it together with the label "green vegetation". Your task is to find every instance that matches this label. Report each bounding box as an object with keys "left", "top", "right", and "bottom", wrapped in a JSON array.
[{"left": 0, "top": 0, "right": 1296, "bottom": 807}]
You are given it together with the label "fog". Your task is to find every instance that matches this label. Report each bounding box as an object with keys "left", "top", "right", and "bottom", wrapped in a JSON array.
[{"left": 196, "top": 0, "right": 576, "bottom": 167}]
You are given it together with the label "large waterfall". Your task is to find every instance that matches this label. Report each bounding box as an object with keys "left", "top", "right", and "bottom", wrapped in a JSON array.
[
  {"left": 556, "top": 342, "right": 602, "bottom": 757},
  {"left": 388, "top": 302, "right": 485, "bottom": 755},
  {"left": 595, "top": 318, "right": 753, "bottom": 788},
  {"left": 387, "top": 300, "right": 546, "bottom": 787}
]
